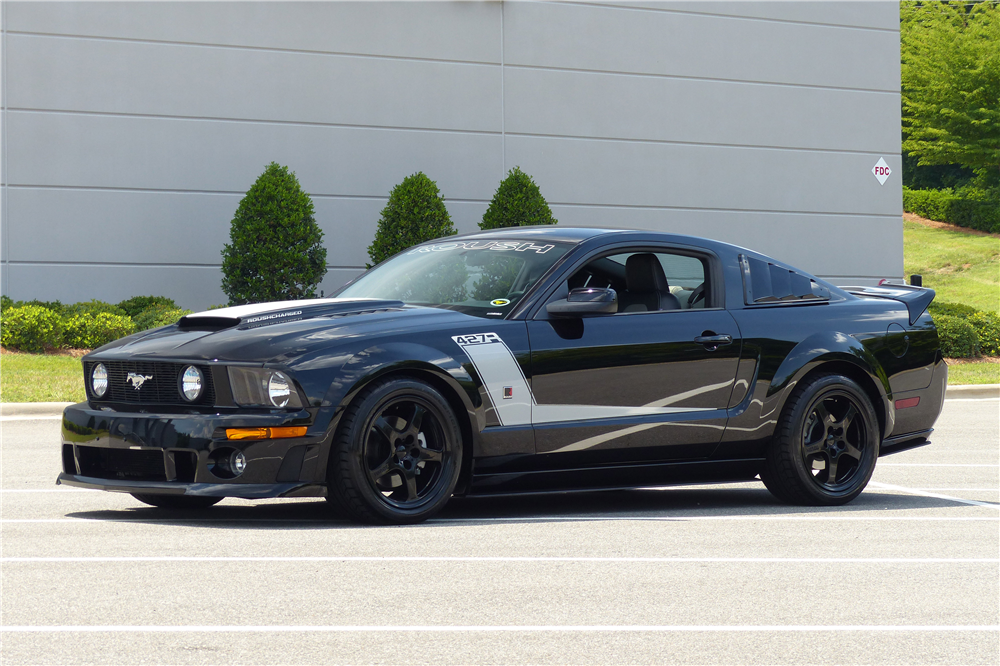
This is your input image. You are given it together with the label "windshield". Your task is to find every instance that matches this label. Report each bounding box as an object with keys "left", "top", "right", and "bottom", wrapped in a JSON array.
[{"left": 336, "top": 239, "right": 571, "bottom": 317}]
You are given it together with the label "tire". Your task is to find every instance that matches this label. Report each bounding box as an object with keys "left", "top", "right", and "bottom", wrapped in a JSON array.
[
  {"left": 131, "top": 494, "right": 222, "bottom": 510},
  {"left": 326, "top": 377, "right": 463, "bottom": 524},
  {"left": 761, "top": 373, "right": 879, "bottom": 506}
]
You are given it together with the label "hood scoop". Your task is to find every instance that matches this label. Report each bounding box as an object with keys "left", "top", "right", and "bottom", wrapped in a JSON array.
[{"left": 178, "top": 298, "right": 405, "bottom": 331}]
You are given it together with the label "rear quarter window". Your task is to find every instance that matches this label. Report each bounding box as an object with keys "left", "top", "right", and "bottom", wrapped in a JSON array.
[{"left": 740, "top": 255, "right": 830, "bottom": 305}]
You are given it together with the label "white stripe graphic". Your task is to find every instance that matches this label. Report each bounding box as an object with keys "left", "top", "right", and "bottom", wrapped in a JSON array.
[
  {"left": 453, "top": 333, "right": 532, "bottom": 426},
  {"left": 2, "top": 625, "right": 996, "bottom": 633},
  {"left": 453, "top": 331, "right": 715, "bottom": 428}
]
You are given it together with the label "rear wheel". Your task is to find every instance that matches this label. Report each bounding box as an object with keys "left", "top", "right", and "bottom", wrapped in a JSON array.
[
  {"left": 131, "top": 494, "right": 222, "bottom": 510},
  {"left": 761, "top": 374, "right": 878, "bottom": 506},
  {"left": 326, "top": 377, "right": 462, "bottom": 524}
]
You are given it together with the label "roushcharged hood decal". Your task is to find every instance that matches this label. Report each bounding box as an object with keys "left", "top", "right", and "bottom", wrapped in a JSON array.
[{"left": 179, "top": 298, "right": 405, "bottom": 330}]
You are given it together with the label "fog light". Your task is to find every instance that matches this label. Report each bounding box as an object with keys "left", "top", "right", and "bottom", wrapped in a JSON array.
[
  {"left": 208, "top": 447, "right": 248, "bottom": 479},
  {"left": 230, "top": 450, "right": 247, "bottom": 476}
]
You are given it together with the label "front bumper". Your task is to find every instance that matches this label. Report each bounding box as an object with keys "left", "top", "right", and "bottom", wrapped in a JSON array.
[{"left": 57, "top": 402, "right": 329, "bottom": 499}]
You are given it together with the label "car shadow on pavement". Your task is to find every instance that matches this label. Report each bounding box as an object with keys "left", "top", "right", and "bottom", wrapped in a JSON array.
[{"left": 63, "top": 483, "right": 994, "bottom": 529}]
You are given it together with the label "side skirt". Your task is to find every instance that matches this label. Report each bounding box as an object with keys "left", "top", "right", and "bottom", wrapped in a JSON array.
[
  {"left": 468, "top": 458, "right": 763, "bottom": 495},
  {"left": 879, "top": 429, "right": 933, "bottom": 457}
]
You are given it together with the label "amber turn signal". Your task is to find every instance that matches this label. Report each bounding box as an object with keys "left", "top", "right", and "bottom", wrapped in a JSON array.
[{"left": 225, "top": 426, "right": 307, "bottom": 441}]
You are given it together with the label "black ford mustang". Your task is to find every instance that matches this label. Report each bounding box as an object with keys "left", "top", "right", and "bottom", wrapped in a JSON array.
[{"left": 59, "top": 228, "right": 946, "bottom": 523}]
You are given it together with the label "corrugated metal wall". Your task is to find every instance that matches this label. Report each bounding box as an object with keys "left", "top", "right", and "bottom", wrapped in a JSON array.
[{"left": 0, "top": 1, "right": 902, "bottom": 309}]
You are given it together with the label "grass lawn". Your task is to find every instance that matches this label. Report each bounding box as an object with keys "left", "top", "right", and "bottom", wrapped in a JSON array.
[
  {"left": 903, "top": 218, "right": 999, "bottom": 384},
  {"left": 946, "top": 361, "right": 1000, "bottom": 385},
  {"left": 903, "top": 220, "right": 999, "bottom": 314},
  {"left": 1, "top": 352, "right": 85, "bottom": 403}
]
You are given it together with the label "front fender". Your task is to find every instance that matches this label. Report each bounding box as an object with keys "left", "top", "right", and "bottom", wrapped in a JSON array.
[{"left": 320, "top": 342, "right": 480, "bottom": 433}]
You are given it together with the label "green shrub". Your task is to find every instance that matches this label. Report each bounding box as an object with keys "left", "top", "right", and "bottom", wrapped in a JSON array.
[
  {"left": 1, "top": 305, "right": 65, "bottom": 352},
  {"left": 1, "top": 295, "right": 14, "bottom": 312},
  {"left": 133, "top": 306, "right": 191, "bottom": 331},
  {"left": 367, "top": 172, "right": 456, "bottom": 267},
  {"left": 903, "top": 186, "right": 1000, "bottom": 233},
  {"left": 968, "top": 310, "right": 1000, "bottom": 356},
  {"left": 934, "top": 314, "right": 980, "bottom": 358},
  {"left": 61, "top": 299, "right": 127, "bottom": 318},
  {"left": 116, "top": 295, "right": 178, "bottom": 319},
  {"left": 222, "top": 162, "right": 327, "bottom": 305},
  {"left": 928, "top": 301, "right": 980, "bottom": 319},
  {"left": 63, "top": 313, "right": 136, "bottom": 349},
  {"left": 480, "top": 166, "right": 557, "bottom": 230}
]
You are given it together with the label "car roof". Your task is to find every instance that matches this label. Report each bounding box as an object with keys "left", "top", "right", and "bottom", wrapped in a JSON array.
[{"left": 446, "top": 226, "right": 747, "bottom": 255}]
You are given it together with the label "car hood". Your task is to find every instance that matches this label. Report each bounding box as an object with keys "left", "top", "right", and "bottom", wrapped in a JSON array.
[{"left": 87, "top": 298, "right": 485, "bottom": 365}]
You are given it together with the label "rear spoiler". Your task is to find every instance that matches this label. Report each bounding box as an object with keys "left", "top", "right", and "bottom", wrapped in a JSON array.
[{"left": 842, "top": 285, "right": 935, "bottom": 325}]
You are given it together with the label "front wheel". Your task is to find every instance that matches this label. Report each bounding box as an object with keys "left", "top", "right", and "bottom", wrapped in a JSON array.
[
  {"left": 761, "top": 374, "right": 879, "bottom": 506},
  {"left": 326, "top": 377, "right": 462, "bottom": 524},
  {"left": 131, "top": 494, "right": 222, "bottom": 510}
]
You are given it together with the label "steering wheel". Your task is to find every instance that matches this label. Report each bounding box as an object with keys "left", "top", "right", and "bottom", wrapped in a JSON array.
[{"left": 688, "top": 283, "right": 706, "bottom": 307}]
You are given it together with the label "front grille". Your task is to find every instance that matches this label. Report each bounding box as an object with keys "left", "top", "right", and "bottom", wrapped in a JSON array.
[
  {"left": 85, "top": 361, "right": 215, "bottom": 405},
  {"left": 76, "top": 445, "right": 167, "bottom": 481}
]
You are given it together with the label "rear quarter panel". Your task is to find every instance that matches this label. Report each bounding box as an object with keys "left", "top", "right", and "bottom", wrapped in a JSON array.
[{"left": 716, "top": 296, "right": 940, "bottom": 459}]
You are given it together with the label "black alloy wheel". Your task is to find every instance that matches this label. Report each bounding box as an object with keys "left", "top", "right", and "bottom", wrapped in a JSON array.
[
  {"left": 327, "top": 378, "right": 462, "bottom": 524},
  {"left": 761, "top": 374, "right": 879, "bottom": 506},
  {"left": 131, "top": 494, "right": 222, "bottom": 510}
]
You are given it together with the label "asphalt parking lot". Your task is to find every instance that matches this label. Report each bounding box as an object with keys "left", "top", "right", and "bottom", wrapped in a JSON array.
[{"left": 2, "top": 396, "right": 998, "bottom": 665}]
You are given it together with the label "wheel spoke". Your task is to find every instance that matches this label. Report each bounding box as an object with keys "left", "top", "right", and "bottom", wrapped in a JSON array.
[
  {"left": 404, "top": 472, "right": 419, "bottom": 501},
  {"left": 814, "top": 402, "right": 834, "bottom": 426},
  {"left": 419, "top": 447, "right": 443, "bottom": 463},
  {"left": 373, "top": 416, "right": 397, "bottom": 444},
  {"left": 803, "top": 440, "right": 824, "bottom": 457},
  {"left": 825, "top": 457, "right": 840, "bottom": 485},
  {"left": 840, "top": 404, "right": 859, "bottom": 431},
  {"left": 407, "top": 404, "right": 426, "bottom": 436},
  {"left": 843, "top": 442, "right": 863, "bottom": 461},
  {"left": 368, "top": 456, "right": 396, "bottom": 483}
]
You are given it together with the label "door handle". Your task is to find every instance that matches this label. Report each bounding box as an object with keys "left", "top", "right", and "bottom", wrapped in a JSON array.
[{"left": 694, "top": 334, "right": 733, "bottom": 349}]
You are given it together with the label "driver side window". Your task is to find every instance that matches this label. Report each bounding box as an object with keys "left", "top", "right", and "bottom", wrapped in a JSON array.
[{"left": 568, "top": 249, "right": 710, "bottom": 312}]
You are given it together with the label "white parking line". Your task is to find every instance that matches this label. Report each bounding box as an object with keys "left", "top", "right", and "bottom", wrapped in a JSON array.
[
  {"left": 878, "top": 463, "right": 999, "bottom": 467},
  {"left": 908, "top": 488, "right": 999, "bottom": 492},
  {"left": 868, "top": 482, "right": 1000, "bottom": 509},
  {"left": 1, "top": 489, "right": 96, "bottom": 493},
  {"left": 0, "top": 416, "right": 63, "bottom": 421},
  {"left": 2, "top": 624, "right": 997, "bottom": 633},
  {"left": 945, "top": 397, "right": 1000, "bottom": 402},
  {"left": 3, "top": 555, "right": 996, "bottom": 564},
  {"left": 3, "top": 515, "right": 998, "bottom": 525}
]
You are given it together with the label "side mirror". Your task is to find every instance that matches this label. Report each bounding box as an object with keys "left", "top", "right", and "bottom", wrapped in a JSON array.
[{"left": 546, "top": 287, "right": 618, "bottom": 317}]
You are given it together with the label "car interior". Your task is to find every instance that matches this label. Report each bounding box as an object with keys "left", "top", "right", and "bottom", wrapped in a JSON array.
[{"left": 567, "top": 251, "right": 709, "bottom": 312}]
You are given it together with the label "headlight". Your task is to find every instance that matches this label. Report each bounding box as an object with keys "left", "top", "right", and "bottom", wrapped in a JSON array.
[
  {"left": 228, "top": 367, "right": 303, "bottom": 409},
  {"left": 91, "top": 363, "right": 108, "bottom": 397},
  {"left": 180, "top": 366, "right": 203, "bottom": 402}
]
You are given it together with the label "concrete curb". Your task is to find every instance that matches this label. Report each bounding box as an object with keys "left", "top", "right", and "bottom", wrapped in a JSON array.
[
  {"left": 1, "top": 402, "right": 75, "bottom": 417},
  {"left": 2, "top": 384, "right": 998, "bottom": 417},
  {"left": 943, "top": 384, "right": 1000, "bottom": 399}
]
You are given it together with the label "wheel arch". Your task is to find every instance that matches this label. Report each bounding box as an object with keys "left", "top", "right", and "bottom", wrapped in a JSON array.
[
  {"left": 322, "top": 348, "right": 481, "bottom": 496},
  {"left": 769, "top": 332, "right": 892, "bottom": 440}
]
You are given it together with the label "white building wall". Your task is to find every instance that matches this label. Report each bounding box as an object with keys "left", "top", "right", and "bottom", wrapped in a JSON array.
[{"left": 0, "top": 1, "right": 902, "bottom": 310}]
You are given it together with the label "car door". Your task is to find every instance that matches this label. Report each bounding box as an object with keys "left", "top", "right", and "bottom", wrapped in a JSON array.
[{"left": 526, "top": 246, "right": 742, "bottom": 466}]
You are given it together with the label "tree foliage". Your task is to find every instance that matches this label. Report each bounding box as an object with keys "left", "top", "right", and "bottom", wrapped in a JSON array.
[
  {"left": 901, "top": 1, "right": 1000, "bottom": 173},
  {"left": 367, "top": 172, "right": 456, "bottom": 267},
  {"left": 221, "top": 162, "right": 327, "bottom": 305},
  {"left": 480, "top": 167, "right": 557, "bottom": 230}
]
